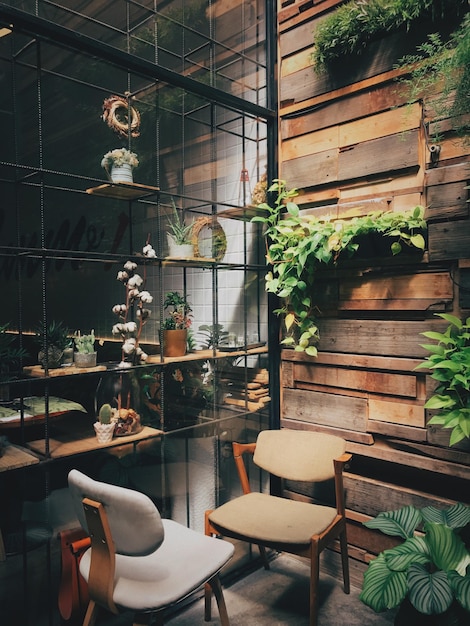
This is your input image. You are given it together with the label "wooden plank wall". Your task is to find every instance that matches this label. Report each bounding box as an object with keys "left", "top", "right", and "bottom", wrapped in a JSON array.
[{"left": 278, "top": 0, "right": 470, "bottom": 573}]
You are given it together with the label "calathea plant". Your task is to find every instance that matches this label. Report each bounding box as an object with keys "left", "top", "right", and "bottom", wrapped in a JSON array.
[
  {"left": 415, "top": 313, "right": 470, "bottom": 446},
  {"left": 360, "top": 503, "right": 470, "bottom": 625}
]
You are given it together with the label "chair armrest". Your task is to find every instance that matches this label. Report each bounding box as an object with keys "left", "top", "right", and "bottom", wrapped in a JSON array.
[
  {"left": 333, "top": 453, "right": 352, "bottom": 516},
  {"left": 232, "top": 441, "right": 256, "bottom": 495}
]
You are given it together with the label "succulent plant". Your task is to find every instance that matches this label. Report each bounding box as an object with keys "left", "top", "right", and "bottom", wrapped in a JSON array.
[{"left": 98, "top": 403, "right": 113, "bottom": 425}]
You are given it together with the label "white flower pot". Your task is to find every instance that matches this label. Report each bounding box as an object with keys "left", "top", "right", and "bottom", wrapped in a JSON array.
[
  {"left": 167, "top": 235, "right": 194, "bottom": 258},
  {"left": 93, "top": 421, "right": 115, "bottom": 444},
  {"left": 111, "top": 163, "right": 133, "bottom": 183}
]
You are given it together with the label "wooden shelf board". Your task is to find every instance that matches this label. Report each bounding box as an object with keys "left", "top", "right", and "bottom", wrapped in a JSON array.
[
  {"left": 26, "top": 421, "right": 162, "bottom": 459},
  {"left": 86, "top": 182, "right": 160, "bottom": 200},
  {"left": 0, "top": 444, "right": 40, "bottom": 472},
  {"left": 23, "top": 364, "right": 107, "bottom": 377},
  {"left": 146, "top": 345, "right": 267, "bottom": 365}
]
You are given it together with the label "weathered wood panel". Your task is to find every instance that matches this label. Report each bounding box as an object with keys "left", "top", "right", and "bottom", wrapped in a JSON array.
[
  {"left": 316, "top": 319, "right": 448, "bottom": 357},
  {"left": 368, "top": 398, "right": 425, "bottom": 428},
  {"left": 282, "top": 350, "right": 423, "bottom": 372},
  {"left": 338, "top": 271, "right": 453, "bottom": 311},
  {"left": 292, "top": 362, "right": 417, "bottom": 398},
  {"left": 283, "top": 388, "right": 368, "bottom": 431},
  {"left": 428, "top": 218, "right": 470, "bottom": 261},
  {"left": 281, "top": 147, "right": 337, "bottom": 189},
  {"left": 337, "top": 130, "right": 420, "bottom": 181}
]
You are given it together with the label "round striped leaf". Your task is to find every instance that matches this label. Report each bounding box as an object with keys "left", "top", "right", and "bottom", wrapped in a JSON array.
[
  {"left": 448, "top": 571, "right": 470, "bottom": 612},
  {"left": 364, "top": 505, "right": 421, "bottom": 539},
  {"left": 425, "top": 523, "right": 470, "bottom": 575},
  {"left": 384, "top": 536, "right": 430, "bottom": 572},
  {"left": 408, "top": 564, "right": 453, "bottom": 615},
  {"left": 360, "top": 553, "right": 407, "bottom": 612}
]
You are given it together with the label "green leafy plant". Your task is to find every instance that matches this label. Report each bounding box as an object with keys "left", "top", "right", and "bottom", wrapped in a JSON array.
[
  {"left": 311, "top": 0, "right": 466, "bottom": 72},
  {"left": 167, "top": 199, "right": 193, "bottom": 246},
  {"left": 252, "top": 180, "right": 426, "bottom": 355},
  {"left": 34, "top": 320, "right": 71, "bottom": 351},
  {"left": 415, "top": 313, "right": 470, "bottom": 446},
  {"left": 162, "top": 291, "right": 193, "bottom": 330},
  {"left": 0, "top": 323, "right": 28, "bottom": 382},
  {"left": 74, "top": 330, "right": 96, "bottom": 354},
  {"left": 397, "top": 12, "right": 470, "bottom": 140},
  {"left": 360, "top": 503, "right": 470, "bottom": 623},
  {"left": 198, "top": 324, "right": 229, "bottom": 349}
]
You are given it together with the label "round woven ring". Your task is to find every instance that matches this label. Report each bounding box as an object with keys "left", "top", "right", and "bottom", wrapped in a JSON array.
[
  {"left": 191, "top": 216, "right": 227, "bottom": 261},
  {"left": 102, "top": 95, "right": 141, "bottom": 138}
]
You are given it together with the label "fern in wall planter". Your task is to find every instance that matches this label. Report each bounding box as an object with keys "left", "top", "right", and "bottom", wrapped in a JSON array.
[{"left": 252, "top": 180, "right": 426, "bottom": 356}]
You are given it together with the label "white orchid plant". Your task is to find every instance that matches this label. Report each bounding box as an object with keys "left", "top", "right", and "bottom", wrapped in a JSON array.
[{"left": 112, "top": 239, "right": 156, "bottom": 367}]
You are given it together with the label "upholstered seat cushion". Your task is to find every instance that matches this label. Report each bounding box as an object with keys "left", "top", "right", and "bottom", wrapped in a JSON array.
[
  {"left": 209, "top": 492, "right": 337, "bottom": 546},
  {"left": 79, "top": 518, "right": 234, "bottom": 611}
]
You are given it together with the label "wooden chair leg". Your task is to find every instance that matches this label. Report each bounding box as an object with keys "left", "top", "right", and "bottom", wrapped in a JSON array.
[
  {"left": 259, "top": 545, "right": 270, "bottom": 570},
  {"left": 309, "top": 543, "right": 320, "bottom": 626},
  {"left": 82, "top": 600, "right": 99, "bottom": 626},
  {"left": 208, "top": 575, "right": 230, "bottom": 626},
  {"left": 204, "top": 580, "right": 213, "bottom": 621},
  {"left": 339, "top": 528, "right": 350, "bottom": 594}
]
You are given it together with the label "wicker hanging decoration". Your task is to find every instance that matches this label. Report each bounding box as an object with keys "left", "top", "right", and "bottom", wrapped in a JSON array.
[
  {"left": 102, "top": 95, "right": 141, "bottom": 138},
  {"left": 191, "top": 216, "right": 227, "bottom": 261}
]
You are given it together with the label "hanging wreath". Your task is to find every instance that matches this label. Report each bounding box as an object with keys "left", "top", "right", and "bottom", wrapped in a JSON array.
[
  {"left": 191, "top": 217, "right": 227, "bottom": 261},
  {"left": 102, "top": 95, "right": 141, "bottom": 138}
]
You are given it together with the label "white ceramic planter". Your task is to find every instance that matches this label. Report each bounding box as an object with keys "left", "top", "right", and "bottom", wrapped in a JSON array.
[
  {"left": 111, "top": 163, "right": 133, "bottom": 183},
  {"left": 167, "top": 235, "right": 194, "bottom": 258},
  {"left": 93, "top": 421, "right": 115, "bottom": 444}
]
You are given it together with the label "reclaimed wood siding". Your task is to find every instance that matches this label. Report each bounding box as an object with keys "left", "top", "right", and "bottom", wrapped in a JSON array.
[{"left": 278, "top": 0, "right": 470, "bottom": 552}]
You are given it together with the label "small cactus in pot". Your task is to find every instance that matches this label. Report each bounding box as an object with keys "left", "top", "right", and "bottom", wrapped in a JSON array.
[
  {"left": 73, "top": 330, "right": 97, "bottom": 367},
  {"left": 94, "top": 403, "right": 116, "bottom": 443}
]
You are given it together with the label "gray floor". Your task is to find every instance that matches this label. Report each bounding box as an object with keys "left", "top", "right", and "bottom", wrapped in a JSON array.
[
  {"left": 99, "top": 552, "right": 397, "bottom": 626},
  {"left": 165, "top": 553, "right": 397, "bottom": 626}
]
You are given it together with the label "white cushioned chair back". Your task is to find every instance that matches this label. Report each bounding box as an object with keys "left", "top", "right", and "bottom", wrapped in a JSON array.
[
  {"left": 253, "top": 430, "right": 346, "bottom": 482},
  {"left": 68, "top": 469, "right": 164, "bottom": 556}
]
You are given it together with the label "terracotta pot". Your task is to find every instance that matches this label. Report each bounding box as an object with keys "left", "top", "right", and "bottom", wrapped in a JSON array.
[{"left": 162, "top": 329, "right": 187, "bottom": 357}]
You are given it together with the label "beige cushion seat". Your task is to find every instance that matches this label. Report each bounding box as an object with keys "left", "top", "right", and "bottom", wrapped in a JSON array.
[{"left": 210, "top": 492, "right": 338, "bottom": 547}]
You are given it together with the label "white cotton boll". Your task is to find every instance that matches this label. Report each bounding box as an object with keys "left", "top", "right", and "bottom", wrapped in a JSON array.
[
  {"left": 140, "top": 351, "right": 148, "bottom": 362},
  {"left": 122, "top": 339, "right": 136, "bottom": 355},
  {"left": 140, "top": 290, "right": 153, "bottom": 303},
  {"left": 143, "top": 244, "right": 156, "bottom": 258},
  {"left": 125, "top": 322, "right": 137, "bottom": 333},
  {"left": 128, "top": 274, "right": 143, "bottom": 288},
  {"left": 112, "top": 323, "right": 124, "bottom": 335},
  {"left": 124, "top": 261, "right": 137, "bottom": 271},
  {"left": 112, "top": 304, "right": 126, "bottom": 315},
  {"left": 117, "top": 270, "right": 128, "bottom": 282},
  {"left": 128, "top": 288, "right": 140, "bottom": 300}
]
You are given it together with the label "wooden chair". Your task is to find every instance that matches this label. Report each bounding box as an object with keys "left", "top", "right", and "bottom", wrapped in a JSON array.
[
  {"left": 68, "top": 469, "right": 234, "bottom": 626},
  {"left": 205, "top": 429, "right": 351, "bottom": 626}
]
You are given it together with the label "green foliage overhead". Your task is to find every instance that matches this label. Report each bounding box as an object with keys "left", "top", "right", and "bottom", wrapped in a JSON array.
[
  {"left": 415, "top": 313, "right": 470, "bottom": 445},
  {"left": 252, "top": 180, "right": 426, "bottom": 355},
  {"left": 397, "top": 12, "right": 470, "bottom": 138},
  {"left": 360, "top": 503, "right": 470, "bottom": 617},
  {"left": 312, "top": 0, "right": 467, "bottom": 71}
]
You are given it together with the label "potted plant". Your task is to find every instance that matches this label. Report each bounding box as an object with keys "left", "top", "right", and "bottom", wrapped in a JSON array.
[
  {"left": 73, "top": 330, "right": 97, "bottom": 368},
  {"left": 166, "top": 199, "right": 194, "bottom": 258},
  {"left": 415, "top": 313, "right": 470, "bottom": 447},
  {"left": 161, "top": 291, "right": 193, "bottom": 357},
  {"left": 0, "top": 323, "right": 28, "bottom": 399},
  {"left": 35, "top": 320, "right": 71, "bottom": 369},
  {"left": 101, "top": 147, "right": 139, "bottom": 183},
  {"left": 93, "top": 403, "right": 115, "bottom": 443},
  {"left": 252, "top": 179, "right": 426, "bottom": 355},
  {"left": 360, "top": 503, "right": 470, "bottom": 625}
]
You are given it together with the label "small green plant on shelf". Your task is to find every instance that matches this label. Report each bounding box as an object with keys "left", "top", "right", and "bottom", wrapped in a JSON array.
[
  {"left": 74, "top": 330, "right": 96, "bottom": 353},
  {"left": 252, "top": 179, "right": 426, "bottom": 355},
  {"left": 162, "top": 291, "right": 193, "bottom": 330},
  {"left": 415, "top": 313, "right": 470, "bottom": 446},
  {"left": 98, "top": 403, "right": 113, "bottom": 424},
  {"left": 167, "top": 199, "right": 194, "bottom": 246},
  {"left": 0, "top": 323, "right": 28, "bottom": 382},
  {"left": 360, "top": 503, "right": 470, "bottom": 625},
  {"left": 34, "top": 319, "right": 71, "bottom": 368}
]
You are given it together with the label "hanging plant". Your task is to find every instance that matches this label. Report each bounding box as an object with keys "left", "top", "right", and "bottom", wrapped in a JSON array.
[
  {"left": 311, "top": 0, "right": 467, "bottom": 73},
  {"left": 252, "top": 180, "right": 426, "bottom": 355}
]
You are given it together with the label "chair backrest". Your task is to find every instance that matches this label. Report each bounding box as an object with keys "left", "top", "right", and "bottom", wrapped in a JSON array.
[
  {"left": 253, "top": 430, "right": 346, "bottom": 482},
  {"left": 68, "top": 469, "right": 164, "bottom": 556}
]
